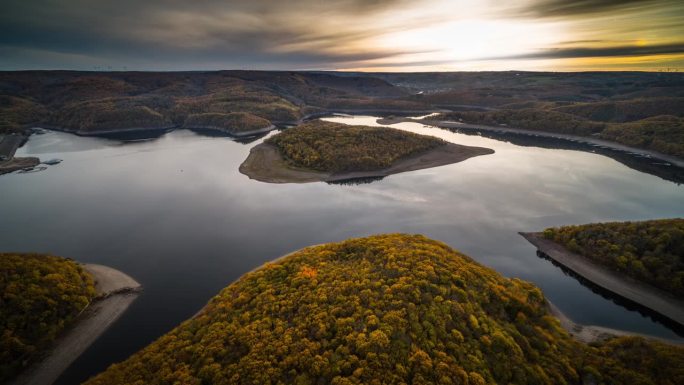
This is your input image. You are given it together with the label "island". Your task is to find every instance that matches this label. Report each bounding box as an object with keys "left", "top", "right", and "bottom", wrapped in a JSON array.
[
  {"left": 83, "top": 234, "right": 682, "bottom": 385},
  {"left": 239, "top": 120, "right": 493, "bottom": 183},
  {"left": 521, "top": 218, "right": 684, "bottom": 329},
  {"left": 1, "top": 253, "right": 142, "bottom": 385}
]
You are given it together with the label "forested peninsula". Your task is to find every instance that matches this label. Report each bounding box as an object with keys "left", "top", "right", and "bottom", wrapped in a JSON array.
[
  {"left": 85, "top": 234, "right": 684, "bottom": 385},
  {"left": 1, "top": 254, "right": 142, "bottom": 385},
  {"left": 542, "top": 219, "right": 684, "bottom": 297},
  {"left": 0, "top": 254, "right": 96, "bottom": 382},
  {"left": 239, "top": 120, "right": 493, "bottom": 183},
  {"left": 521, "top": 218, "right": 684, "bottom": 331}
]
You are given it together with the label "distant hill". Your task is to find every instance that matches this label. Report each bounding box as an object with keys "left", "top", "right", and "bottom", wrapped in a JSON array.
[
  {"left": 0, "top": 71, "right": 425, "bottom": 135},
  {"left": 84, "top": 234, "right": 683, "bottom": 385},
  {"left": 1, "top": 70, "right": 683, "bottom": 159}
]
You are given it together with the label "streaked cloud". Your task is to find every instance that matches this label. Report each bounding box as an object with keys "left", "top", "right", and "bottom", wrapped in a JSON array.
[
  {"left": 517, "top": 0, "right": 665, "bottom": 18},
  {"left": 489, "top": 42, "right": 684, "bottom": 60},
  {"left": 0, "top": 0, "right": 682, "bottom": 71}
]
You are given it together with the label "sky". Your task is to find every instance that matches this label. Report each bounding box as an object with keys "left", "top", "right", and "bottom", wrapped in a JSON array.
[{"left": 1, "top": 0, "right": 683, "bottom": 72}]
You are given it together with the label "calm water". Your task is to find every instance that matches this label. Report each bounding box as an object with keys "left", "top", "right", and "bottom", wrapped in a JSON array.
[{"left": 1, "top": 115, "right": 683, "bottom": 383}]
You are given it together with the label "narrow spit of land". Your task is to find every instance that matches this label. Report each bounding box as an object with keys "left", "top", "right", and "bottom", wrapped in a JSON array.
[
  {"left": 520, "top": 232, "right": 684, "bottom": 329},
  {"left": 9, "top": 264, "right": 142, "bottom": 385}
]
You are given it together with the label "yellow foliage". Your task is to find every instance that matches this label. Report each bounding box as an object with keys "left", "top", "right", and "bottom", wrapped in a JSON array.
[
  {"left": 0, "top": 253, "right": 96, "bottom": 382},
  {"left": 298, "top": 266, "right": 318, "bottom": 279},
  {"left": 83, "top": 234, "right": 684, "bottom": 385}
]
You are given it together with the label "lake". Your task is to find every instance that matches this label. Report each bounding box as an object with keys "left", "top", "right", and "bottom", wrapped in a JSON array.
[{"left": 1, "top": 115, "right": 683, "bottom": 384}]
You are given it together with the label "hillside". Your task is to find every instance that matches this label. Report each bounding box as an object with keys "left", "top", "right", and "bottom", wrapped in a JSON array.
[
  {"left": 429, "top": 107, "right": 684, "bottom": 158},
  {"left": 542, "top": 219, "right": 684, "bottom": 298},
  {"left": 0, "top": 253, "right": 96, "bottom": 382},
  {"left": 84, "top": 234, "right": 683, "bottom": 385},
  {"left": 181, "top": 112, "right": 272, "bottom": 135},
  {"left": 0, "top": 71, "right": 421, "bottom": 136},
  {"left": 2, "top": 71, "right": 683, "bottom": 159}
]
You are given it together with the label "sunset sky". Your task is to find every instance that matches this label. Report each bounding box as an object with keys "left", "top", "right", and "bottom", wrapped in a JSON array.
[{"left": 1, "top": 0, "right": 683, "bottom": 71}]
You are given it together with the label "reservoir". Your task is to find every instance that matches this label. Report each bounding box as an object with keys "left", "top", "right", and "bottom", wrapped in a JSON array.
[{"left": 1, "top": 115, "right": 682, "bottom": 384}]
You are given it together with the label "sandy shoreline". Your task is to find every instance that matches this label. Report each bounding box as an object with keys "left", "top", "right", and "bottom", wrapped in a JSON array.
[
  {"left": 9, "top": 264, "right": 142, "bottom": 385},
  {"left": 520, "top": 232, "right": 684, "bottom": 330},
  {"left": 239, "top": 142, "right": 493, "bottom": 184}
]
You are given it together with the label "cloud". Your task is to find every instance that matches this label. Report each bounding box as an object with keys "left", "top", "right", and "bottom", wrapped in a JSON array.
[
  {"left": 485, "top": 42, "right": 684, "bottom": 60},
  {"left": 1, "top": 0, "right": 682, "bottom": 71},
  {"left": 0, "top": 0, "right": 417, "bottom": 70},
  {"left": 517, "top": 0, "right": 667, "bottom": 18}
]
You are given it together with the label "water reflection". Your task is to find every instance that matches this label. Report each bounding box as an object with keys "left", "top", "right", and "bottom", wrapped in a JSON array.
[
  {"left": 445, "top": 126, "right": 684, "bottom": 185},
  {"left": 83, "top": 128, "right": 173, "bottom": 142},
  {"left": 0, "top": 116, "right": 683, "bottom": 384},
  {"left": 535, "top": 249, "right": 684, "bottom": 337},
  {"left": 327, "top": 176, "right": 386, "bottom": 185}
]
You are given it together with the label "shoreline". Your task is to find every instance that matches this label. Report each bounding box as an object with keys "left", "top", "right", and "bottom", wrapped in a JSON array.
[
  {"left": 26, "top": 109, "right": 439, "bottom": 139},
  {"left": 31, "top": 124, "right": 271, "bottom": 139},
  {"left": 377, "top": 116, "right": 684, "bottom": 168},
  {"left": 9, "top": 264, "right": 142, "bottom": 385},
  {"left": 0, "top": 156, "right": 40, "bottom": 175},
  {"left": 22, "top": 109, "right": 443, "bottom": 140},
  {"left": 546, "top": 300, "right": 682, "bottom": 345},
  {"left": 184, "top": 124, "right": 276, "bottom": 137},
  {"left": 193, "top": 244, "right": 324, "bottom": 319},
  {"left": 239, "top": 142, "right": 494, "bottom": 184},
  {"left": 0, "top": 134, "right": 40, "bottom": 174},
  {"left": 33, "top": 124, "right": 177, "bottom": 136},
  {"left": 520, "top": 232, "right": 684, "bottom": 330},
  {"left": 434, "top": 120, "right": 684, "bottom": 168}
]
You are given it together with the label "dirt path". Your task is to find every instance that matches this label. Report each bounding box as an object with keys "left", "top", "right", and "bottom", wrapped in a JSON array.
[
  {"left": 520, "top": 232, "right": 684, "bottom": 329},
  {"left": 239, "top": 142, "right": 493, "bottom": 184},
  {"left": 9, "top": 264, "right": 142, "bottom": 385}
]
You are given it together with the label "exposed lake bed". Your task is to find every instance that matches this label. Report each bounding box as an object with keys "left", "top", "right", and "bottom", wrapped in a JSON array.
[{"left": 1, "top": 115, "right": 683, "bottom": 383}]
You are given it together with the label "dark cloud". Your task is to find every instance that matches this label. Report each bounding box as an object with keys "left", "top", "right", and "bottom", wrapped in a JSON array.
[
  {"left": 487, "top": 42, "right": 684, "bottom": 60},
  {"left": 0, "top": 0, "right": 416, "bottom": 70},
  {"left": 518, "top": 0, "right": 670, "bottom": 18}
]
